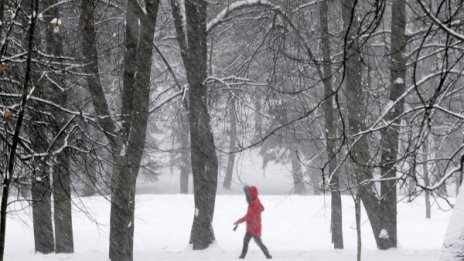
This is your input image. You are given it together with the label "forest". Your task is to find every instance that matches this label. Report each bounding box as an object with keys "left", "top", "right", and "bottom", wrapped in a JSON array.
[{"left": 0, "top": 0, "right": 464, "bottom": 261}]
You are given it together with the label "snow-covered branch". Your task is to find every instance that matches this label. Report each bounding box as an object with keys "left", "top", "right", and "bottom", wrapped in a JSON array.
[{"left": 417, "top": 0, "right": 464, "bottom": 42}]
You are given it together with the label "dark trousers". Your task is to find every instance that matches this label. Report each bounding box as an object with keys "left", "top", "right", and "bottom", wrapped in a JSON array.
[{"left": 240, "top": 232, "right": 272, "bottom": 259}]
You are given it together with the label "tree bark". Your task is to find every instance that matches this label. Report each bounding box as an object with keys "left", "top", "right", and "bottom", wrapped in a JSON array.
[
  {"left": 319, "top": 0, "right": 343, "bottom": 248},
  {"left": 179, "top": 112, "right": 190, "bottom": 194},
  {"left": 223, "top": 96, "right": 237, "bottom": 190},
  {"left": 183, "top": 0, "right": 219, "bottom": 250},
  {"left": 53, "top": 153, "right": 74, "bottom": 253},
  {"left": 109, "top": 0, "right": 160, "bottom": 260},
  {"left": 423, "top": 137, "right": 431, "bottom": 219},
  {"left": 42, "top": 0, "right": 74, "bottom": 252},
  {"left": 31, "top": 159, "right": 54, "bottom": 254},
  {"left": 377, "top": 0, "right": 407, "bottom": 248}
]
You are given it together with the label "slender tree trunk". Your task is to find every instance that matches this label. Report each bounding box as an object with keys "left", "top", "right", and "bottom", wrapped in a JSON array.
[
  {"left": 179, "top": 112, "right": 190, "bottom": 194},
  {"left": 0, "top": 4, "right": 38, "bottom": 256},
  {"left": 290, "top": 149, "right": 306, "bottom": 194},
  {"left": 355, "top": 195, "right": 362, "bottom": 261},
  {"left": 42, "top": 0, "right": 74, "bottom": 252},
  {"left": 318, "top": 1, "right": 344, "bottom": 240},
  {"left": 223, "top": 96, "right": 237, "bottom": 190},
  {"left": 376, "top": 0, "right": 407, "bottom": 248},
  {"left": 255, "top": 92, "right": 262, "bottom": 136},
  {"left": 184, "top": 0, "right": 219, "bottom": 250},
  {"left": 423, "top": 137, "right": 431, "bottom": 219}
]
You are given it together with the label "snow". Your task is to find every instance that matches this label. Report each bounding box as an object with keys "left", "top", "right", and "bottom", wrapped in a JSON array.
[
  {"left": 3, "top": 195, "right": 451, "bottom": 261},
  {"left": 379, "top": 229, "right": 389, "bottom": 239},
  {"left": 440, "top": 185, "right": 464, "bottom": 261}
]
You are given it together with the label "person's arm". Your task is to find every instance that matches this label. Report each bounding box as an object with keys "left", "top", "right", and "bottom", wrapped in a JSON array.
[{"left": 235, "top": 204, "right": 252, "bottom": 224}]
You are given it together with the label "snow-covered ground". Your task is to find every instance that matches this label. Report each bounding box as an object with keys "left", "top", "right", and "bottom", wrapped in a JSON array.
[{"left": 3, "top": 194, "right": 451, "bottom": 261}]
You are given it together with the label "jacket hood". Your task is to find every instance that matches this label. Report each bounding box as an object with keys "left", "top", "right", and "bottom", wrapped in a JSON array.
[{"left": 248, "top": 186, "right": 258, "bottom": 200}]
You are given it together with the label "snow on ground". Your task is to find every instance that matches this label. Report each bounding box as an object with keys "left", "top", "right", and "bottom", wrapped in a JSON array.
[
  {"left": 440, "top": 185, "right": 464, "bottom": 261},
  {"left": 3, "top": 194, "right": 451, "bottom": 261}
]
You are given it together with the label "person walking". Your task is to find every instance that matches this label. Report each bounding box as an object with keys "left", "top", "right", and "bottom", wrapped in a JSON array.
[{"left": 234, "top": 185, "right": 272, "bottom": 259}]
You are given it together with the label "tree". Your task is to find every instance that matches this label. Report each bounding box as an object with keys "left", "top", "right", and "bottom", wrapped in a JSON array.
[
  {"left": 80, "top": 0, "right": 161, "bottom": 260},
  {"left": 171, "top": 0, "right": 220, "bottom": 249},
  {"left": 319, "top": 0, "right": 344, "bottom": 249},
  {"left": 0, "top": 0, "right": 39, "bottom": 259},
  {"left": 341, "top": 0, "right": 398, "bottom": 250}
]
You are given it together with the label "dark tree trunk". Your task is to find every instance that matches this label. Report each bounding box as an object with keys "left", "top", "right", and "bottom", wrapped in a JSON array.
[
  {"left": 53, "top": 153, "right": 74, "bottom": 253},
  {"left": 377, "top": 0, "right": 407, "bottom": 248},
  {"left": 223, "top": 96, "right": 237, "bottom": 190},
  {"left": 42, "top": 0, "right": 74, "bottom": 252},
  {"left": 31, "top": 160, "right": 54, "bottom": 254},
  {"left": 80, "top": 0, "right": 160, "bottom": 260},
  {"left": 184, "top": 0, "right": 219, "bottom": 250},
  {"left": 82, "top": 153, "right": 97, "bottom": 196},
  {"left": 109, "top": 0, "right": 160, "bottom": 260},
  {"left": 342, "top": 0, "right": 397, "bottom": 250},
  {"left": 319, "top": 0, "right": 343, "bottom": 247}
]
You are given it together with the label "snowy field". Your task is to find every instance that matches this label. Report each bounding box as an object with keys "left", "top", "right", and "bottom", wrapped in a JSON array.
[{"left": 3, "top": 194, "right": 452, "bottom": 261}]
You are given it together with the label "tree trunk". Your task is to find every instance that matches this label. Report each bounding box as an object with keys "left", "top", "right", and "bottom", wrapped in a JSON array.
[
  {"left": 53, "top": 153, "right": 74, "bottom": 253},
  {"left": 32, "top": 161, "right": 54, "bottom": 254},
  {"left": 223, "top": 96, "right": 237, "bottom": 190},
  {"left": 82, "top": 154, "right": 97, "bottom": 196},
  {"left": 342, "top": 0, "right": 396, "bottom": 250},
  {"left": 376, "top": 0, "right": 407, "bottom": 248},
  {"left": 42, "top": 0, "right": 74, "bottom": 252},
  {"left": 355, "top": 195, "right": 362, "bottom": 261},
  {"left": 179, "top": 111, "right": 190, "bottom": 194},
  {"left": 423, "top": 137, "right": 431, "bottom": 219},
  {"left": 290, "top": 150, "right": 306, "bottom": 194},
  {"left": 184, "top": 0, "right": 219, "bottom": 250},
  {"left": 319, "top": 0, "right": 343, "bottom": 248},
  {"left": 109, "top": 159, "right": 136, "bottom": 261},
  {"left": 0, "top": 3, "right": 38, "bottom": 259},
  {"left": 109, "top": 0, "right": 160, "bottom": 260},
  {"left": 80, "top": 0, "right": 160, "bottom": 260}
]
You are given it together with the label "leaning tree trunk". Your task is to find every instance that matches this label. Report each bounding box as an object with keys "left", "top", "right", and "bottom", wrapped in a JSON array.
[
  {"left": 0, "top": 2, "right": 38, "bottom": 258},
  {"left": 184, "top": 0, "right": 219, "bottom": 250},
  {"left": 223, "top": 95, "right": 237, "bottom": 190},
  {"left": 319, "top": 0, "right": 343, "bottom": 248}
]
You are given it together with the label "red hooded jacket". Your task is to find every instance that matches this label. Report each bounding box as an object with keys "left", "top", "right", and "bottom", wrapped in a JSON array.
[{"left": 236, "top": 186, "right": 264, "bottom": 237}]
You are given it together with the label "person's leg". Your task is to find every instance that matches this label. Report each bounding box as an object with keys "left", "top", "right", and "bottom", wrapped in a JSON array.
[
  {"left": 253, "top": 236, "right": 272, "bottom": 259},
  {"left": 239, "top": 233, "right": 252, "bottom": 259}
]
